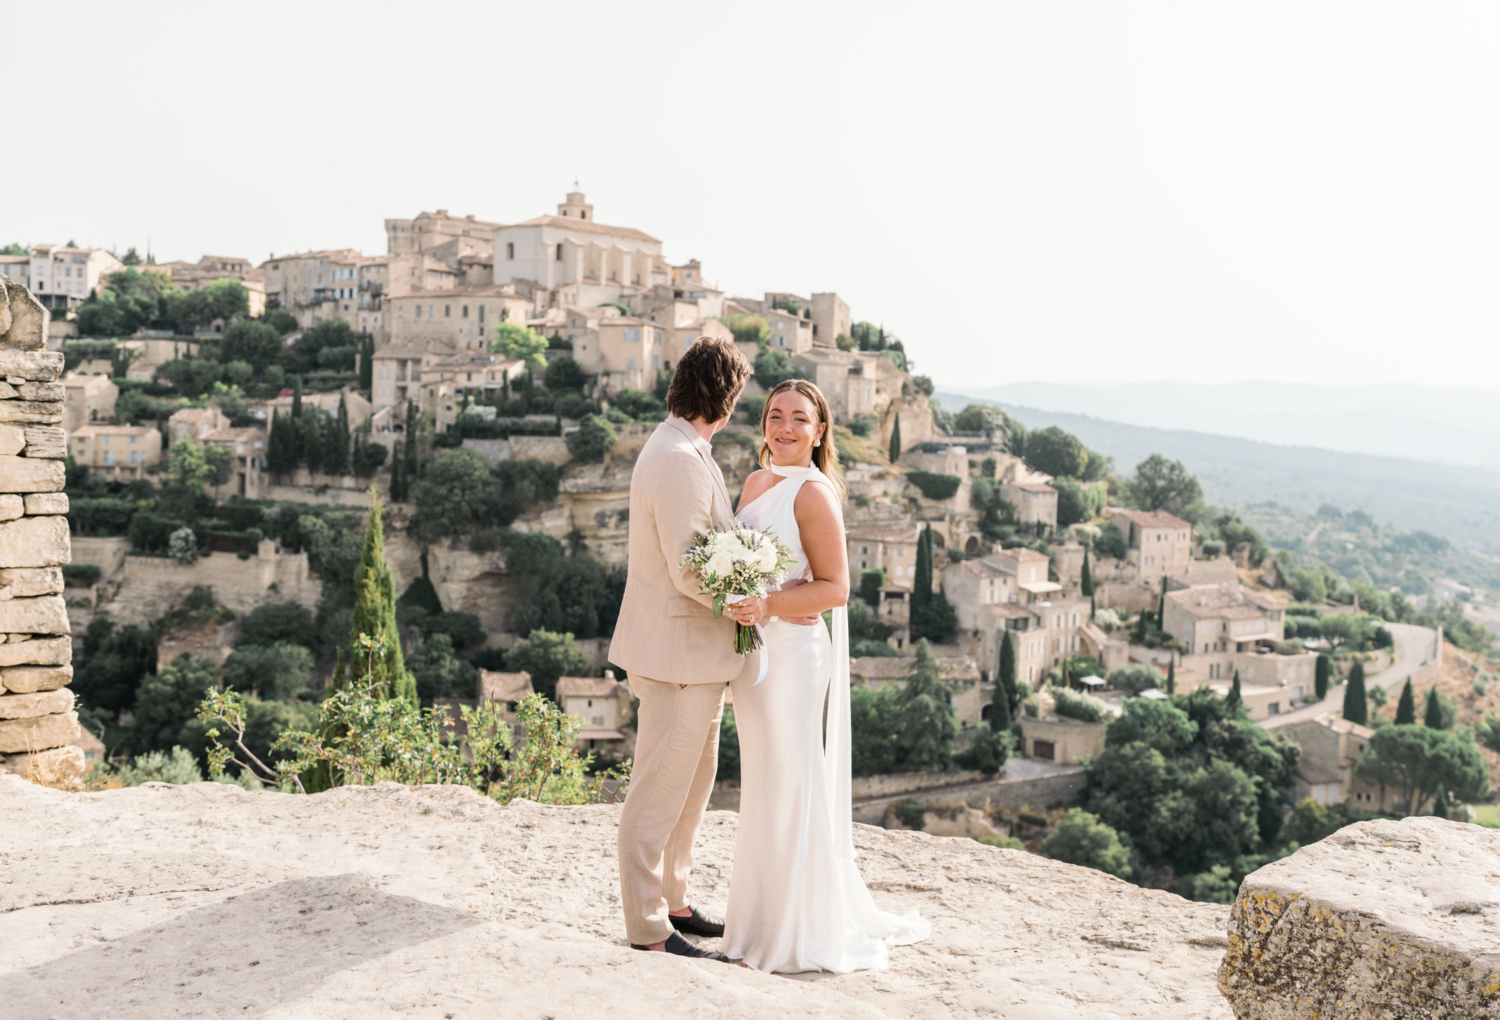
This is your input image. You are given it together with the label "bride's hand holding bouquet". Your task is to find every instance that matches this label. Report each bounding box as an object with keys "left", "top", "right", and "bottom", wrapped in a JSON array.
[{"left": 679, "top": 522, "right": 796, "bottom": 655}]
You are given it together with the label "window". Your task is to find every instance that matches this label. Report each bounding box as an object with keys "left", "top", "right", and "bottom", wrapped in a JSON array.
[
  {"left": 556, "top": 244, "right": 563, "bottom": 261},
  {"left": 507, "top": 243, "right": 514, "bottom": 260},
  {"left": 129, "top": 435, "right": 140, "bottom": 444},
  {"left": 414, "top": 305, "right": 420, "bottom": 318},
  {"left": 623, "top": 327, "right": 640, "bottom": 343},
  {"left": 104, "top": 451, "right": 115, "bottom": 466},
  {"left": 445, "top": 305, "right": 450, "bottom": 317},
  {"left": 626, "top": 357, "right": 636, "bottom": 371}
]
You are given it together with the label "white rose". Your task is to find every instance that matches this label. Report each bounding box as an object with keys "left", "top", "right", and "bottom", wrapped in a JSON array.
[
  {"left": 705, "top": 550, "right": 734, "bottom": 577},
  {"left": 753, "top": 544, "right": 779, "bottom": 571}
]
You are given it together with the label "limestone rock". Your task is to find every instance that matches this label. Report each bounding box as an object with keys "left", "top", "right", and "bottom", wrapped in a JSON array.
[
  {"left": 1219, "top": 817, "right": 1500, "bottom": 1019},
  {"left": 0, "top": 709, "right": 78, "bottom": 753},
  {"left": 1, "top": 662, "right": 73, "bottom": 693},
  {"left": 0, "top": 425, "right": 22, "bottom": 456},
  {"left": 0, "top": 494, "right": 19, "bottom": 522},
  {"left": 0, "top": 515, "right": 69, "bottom": 567},
  {"left": 0, "top": 742, "right": 84, "bottom": 783},
  {"left": 0, "top": 687, "right": 73, "bottom": 719},
  {"left": 23, "top": 492, "right": 67, "bottom": 515},
  {"left": 0, "top": 636, "right": 71, "bottom": 667},
  {"left": 0, "top": 567, "right": 64, "bottom": 599},
  {"left": 0, "top": 278, "right": 48, "bottom": 351},
  {"left": 0, "top": 349, "right": 63, "bottom": 382},
  {"left": 0, "top": 400, "right": 64, "bottom": 425},
  {"left": 23, "top": 424, "right": 67, "bottom": 459},
  {"left": 0, "top": 782, "right": 1238, "bottom": 1019},
  {"left": 15, "top": 381, "right": 63, "bottom": 402},
  {"left": 0, "top": 594, "right": 69, "bottom": 635},
  {"left": 0, "top": 454, "right": 64, "bottom": 493}
]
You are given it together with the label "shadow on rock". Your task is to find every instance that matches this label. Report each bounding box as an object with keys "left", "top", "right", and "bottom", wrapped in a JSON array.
[{"left": 2, "top": 873, "right": 484, "bottom": 1019}]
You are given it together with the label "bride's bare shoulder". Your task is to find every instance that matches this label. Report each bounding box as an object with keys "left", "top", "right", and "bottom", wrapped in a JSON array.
[{"left": 738, "top": 468, "right": 775, "bottom": 509}]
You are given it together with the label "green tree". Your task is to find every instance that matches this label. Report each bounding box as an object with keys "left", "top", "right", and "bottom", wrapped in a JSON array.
[
  {"left": 951, "top": 403, "right": 1008, "bottom": 439},
  {"left": 326, "top": 391, "right": 352, "bottom": 477},
  {"left": 506, "top": 629, "right": 588, "bottom": 702},
  {"left": 1283, "top": 798, "right": 1345, "bottom": 845},
  {"left": 299, "top": 406, "right": 332, "bottom": 474},
  {"left": 566, "top": 413, "right": 618, "bottom": 463},
  {"left": 74, "top": 268, "right": 178, "bottom": 336},
  {"left": 544, "top": 354, "right": 586, "bottom": 392},
  {"left": 1423, "top": 687, "right": 1454, "bottom": 730},
  {"left": 1289, "top": 567, "right": 1328, "bottom": 604},
  {"left": 237, "top": 601, "right": 317, "bottom": 650},
  {"left": 267, "top": 408, "right": 294, "bottom": 476},
  {"left": 359, "top": 334, "right": 374, "bottom": 391},
  {"left": 328, "top": 492, "right": 416, "bottom": 706},
  {"left": 284, "top": 318, "right": 357, "bottom": 375},
  {"left": 491, "top": 322, "right": 548, "bottom": 370},
  {"left": 1394, "top": 679, "right": 1417, "bottom": 725},
  {"left": 724, "top": 313, "right": 769, "bottom": 347},
  {"left": 128, "top": 655, "right": 217, "bottom": 757},
  {"left": 1319, "top": 613, "right": 1363, "bottom": 650},
  {"left": 1081, "top": 548, "right": 1094, "bottom": 598},
  {"left": 1107, "top": 663, "right": 1162, "bottom": 696},
  {"left": 1355, "top": 725, "right": 1489, "bottom": 814},
  {"left": 73, "top": 619, "right": 158, "bottom": 715},
  {"left": 892, "top": 640, "right": 956, "bottom": 772},
  {"left": 1130, "top": 454, "right": 1204, "bottom": 519},
  {"left": 912, "top": 525, "right": 933, "bottom": 618},
  {"left": 1227, "top": 669, "right": 1243, "bottom": 712},
  {"left": 1105, "top": 698, "right": 1198, "bottom": 755},
  {"left": 221, "top": 643, "right": 315, "bottom": 700},
  {"left": 752, "top": 347, "right": 797, "bottom": 391},
  {"left": 999, "top": 630, "right": 1019, "bottom": 720},
  {"left": 1314, "top": 653, "right": 1332, "bottom": 700},
  {"left": 172, "top": 279, "right": 249, "bottom": 331},
  {"left": 389, "top": 446, "right": 408, "bottom": 501},
  {"left": 410, "top": 448, "right": 502, "bottom": 542},
  {"left": 858, "top": 568, "right": 885, "bottom": 607},
  {"left": 1040, "top": 808, "right": 1132, "bottom": 878},
  {"left": 160, "top": 437, "right": 232, "bottom": 522},
  {"left": 1342, "top": 659, "right": 1368, "bottom": 726},
  {"left": 850, "top": 685, "right": 901, "bottom": 776},
  {"left": 1166, "top": 659, "right": 1176, "bottom": 694},
  {"left": 889, "top": 413, "right": 901, "bottom": 463},
  {"left": 1024, "top": 426, "right": 1089, "bottom": 479},
  {"left": 407, "top": 633, "right": 479, "bottom": 705}
]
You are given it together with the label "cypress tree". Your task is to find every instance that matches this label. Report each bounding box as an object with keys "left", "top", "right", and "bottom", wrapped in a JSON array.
[
  {"left": 1315, "top": 653, "right": 1332, "bottom": 700},
  {"left": 893, "top": 639, "right": 955, "bottom": 772},
  {"left": 989, "top": 663, "right": 1013, "bottom": 733},
  {"left": 291, "top": 374, "right": 303, "bottom": 419},
  {"left": 1432, "top": 788, "right": 1450, "bottom": 819},
  {"left": 330, "top": 490, "right": 415, "bottom": 704},
  {"left": 327, "top": 391, "right": 351, "bottom": 476},
  {"left": 1156, "top": 575, "right": 1167, "bottom": 630},
  {"left": 1081, "top": 548, "right": 1094, "bottom": 597},
  {"left": 290, "top": 376, "right": 305, "bottom": 467},
  {"left": 999, "top": 629, "right": 1019, "bottom": 719},
  {"left": 912, "top": 525, "right": 933, "bottom": 618},
  {"left": 1166, "top": 658, "right": 1176, "bottom": 694},
  {"left": 1342, "top": 659, "right": 1368, "bottom": 726},
  {"left": 888, "top": 412, "right": 901, "bottom": 463},
  {"left": 1227, "top": 668, "right": 1242, "bottom": 711},
  {"left": 301, "top": 408, "right": 325, "bottom": 474},
  {"left": 1394, "top": 679, "right": 1416, "bottom": 725},
  {"left": 267, "top": 408, "right": 292, "bottom": 477},
  {"left": 359, "top": 335, "right": 374, "bottom": 392},
  {"left": 389, "top": 446, "right": 406, "bottom": 502},
  {"left": 403, "top": 398, "right": 420, "bottom": 478},
  {"left": 1423, "top": 687, "right": 1446, "bottom": 729}
]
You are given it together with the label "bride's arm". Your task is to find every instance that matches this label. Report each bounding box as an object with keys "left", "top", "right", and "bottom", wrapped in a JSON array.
[{"left": 734, "top": 482, "right": 849, "bottom": 623}]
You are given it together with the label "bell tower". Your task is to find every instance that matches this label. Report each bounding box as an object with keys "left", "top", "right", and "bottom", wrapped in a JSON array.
[{"left": 557, "top": 191, "right": 594, "bottom": 221}]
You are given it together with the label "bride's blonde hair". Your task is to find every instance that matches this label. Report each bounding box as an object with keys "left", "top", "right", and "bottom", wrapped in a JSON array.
[{"left": 757, "top": 378, "right": 846, "bottom": 504}]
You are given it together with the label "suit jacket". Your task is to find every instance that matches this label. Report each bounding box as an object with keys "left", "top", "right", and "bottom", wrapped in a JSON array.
[{"left": 608, "top": 416, "right": 752, "bottom": 685}]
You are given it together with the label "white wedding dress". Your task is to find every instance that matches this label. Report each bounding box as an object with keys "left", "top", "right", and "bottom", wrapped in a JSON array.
[{"left": 723, "top": 463, "right": 930, "bottom": 973}]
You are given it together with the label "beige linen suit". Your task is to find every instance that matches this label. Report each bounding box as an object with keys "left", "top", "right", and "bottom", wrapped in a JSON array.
[{"left": 610, "top": 415, "right": 757, "bottom": 945}]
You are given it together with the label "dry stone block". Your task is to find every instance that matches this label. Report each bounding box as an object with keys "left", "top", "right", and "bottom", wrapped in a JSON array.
[
  {"left": 0, "top": 494, "right": 20, "bottom": 521},
  {"left": 0, "top": 709, "right": 79, "bottom": 753},
  {"left": 0, "top": 349, "right": 64, "bottom": 382},
  {"left": 0, "top": 425, "right": 22, "bottom": 456},
  {"left": 1, "top": 663, "right": 73, "bottom": 693},
  {"left": 0, "top": 636, "right": 71, "bottom": 667},
  {"left": 0, "top": 383, "right": 14, "bottom": 400},
  {"left": 0, "top": 454, "right": 65, "bottom": 493},
  {"left": 24, "top": 492, "right": 68, "bottom": 515},
  {"left": 0, "top": 400, "right": 64, "bottom": 425},
  {"left": 15, "top": 381, "right": 63, "bottom": 402},
  {"left": 0, "top": 567, "right": 64, "bottom": 599},
  {"left": 0, "top": 595, "right": 69, "bottom": 635},
  {"left": 0, "top": 687, "right": 73, "bottom": 720},
  {"left": 1219, "top": 816, "right": 1500, "bottom": 1019},
  {"left": 0, "top": 742, "right": 84, "bottom": 782},
  {"left": 0, "top": 278, "right": 49, "bottom": 352},
  {"left": 22, "top": 425, "right": 67, "bottom": 459},
  {"left": 0, "top": 515, "right": 70, "bottom": 567}
]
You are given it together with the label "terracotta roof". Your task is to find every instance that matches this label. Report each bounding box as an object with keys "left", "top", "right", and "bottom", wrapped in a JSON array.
[
  {"left": 168, "top": 408, "right": 221, "bottom": 422},
  {"left": 556, "top": 676, "right": 623, "bottom": 700},
  {"left": 371, "top": 343, "right": 440, "bottom": 360},
  {"left": 202, "top": 427, "right": 266, "bottom": 442},
  {"left": 1166, "top": 584, "right": 1281, "bottom": 619},
  {"left": 512, "top": 215, "right": 660, "bottom": 244},
  {"left": 999, "top": 548, "right": 1050, "bottom": 563},
  {"left": 478, "top": 669, "right": 533, "bottom": 703},
  {"left": 847, "top": 520, "right": 921, "bottom": 543},
  {"left": 1114, "top": 509, "right": 1191, "bottom": 530}
]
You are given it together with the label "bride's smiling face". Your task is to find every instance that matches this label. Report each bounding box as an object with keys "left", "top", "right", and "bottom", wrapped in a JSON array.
[{"left": 763, "top": 390, "right": 826, "bottom": 466}]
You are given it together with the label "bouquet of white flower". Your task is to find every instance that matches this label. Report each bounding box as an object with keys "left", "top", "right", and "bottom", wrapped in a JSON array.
[{"left": 679, "top": 522, "right": 797, "bottom": 656}]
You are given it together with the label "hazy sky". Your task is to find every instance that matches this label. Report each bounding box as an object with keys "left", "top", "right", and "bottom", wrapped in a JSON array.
[{"left": 6, "top": 2, "right": 1497, "bottom": 388}]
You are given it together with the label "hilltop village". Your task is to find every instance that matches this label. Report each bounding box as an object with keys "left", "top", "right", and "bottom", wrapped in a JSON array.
[{"left": 3, "top": 191, "right": 1494, "bottom": 905}]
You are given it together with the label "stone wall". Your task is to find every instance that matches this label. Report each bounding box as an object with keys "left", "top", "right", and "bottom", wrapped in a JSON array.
[{"left": 0, "top": 279, "right": 80, "bottom": 784}]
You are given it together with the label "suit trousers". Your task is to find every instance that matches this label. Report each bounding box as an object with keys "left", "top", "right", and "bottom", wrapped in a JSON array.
[{"left": 617, "top": 674, "right": 725, "bottom": 945}]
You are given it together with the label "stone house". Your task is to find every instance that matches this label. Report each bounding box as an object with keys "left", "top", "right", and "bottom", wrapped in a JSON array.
[
  {"left": 595, "top": 316, "right": 668, "bottom": 396},
  {"left": 17, "top": 244, "right": 124, "bottom": 313},
  {"left": 846, "top": 519, "right": 921, "bottom": 593},
  {"left": 968, "top": 594, "right": 1093, "bottom": 691},
  {"left": 61, "top": 373, "right": 117, "bottom": 433},
  {"left": 477, "top": 668, "right": 534, "bottom": 736},
  {"left": 848, "top": 655, "right": 989, "bottom": 730},
  {"left": 791, "top": 347, "right": 877, "bottom": 423},
  {"left": 385, "top": 210, "right": 504, "bottom": 259},
  {"left": 1110, "top": 509, "right": 1193, "bottom": 584},
  {"left": 201, "top": 426, "right": 267, "bottom": 500},
  {"left": 71, "top": 424, "right": 161, "bottom": 481},
  {"left": 999, "top": 480, "right": 1058, "bottom": 529},
  {"left": 386, "top": 285, "right": 533, "bottom": 351},
  {"left": 260, "top": 249, "right": 371, "bottom": 330},
  {"left": 1018, "top": 713, "right": 1106, "bottom": 764},
  {"left": 1282, "top": 713, "right": 1389, "bottom": 812},
  {"left": 809, "top": 292, "right": 850, "bottom": 348},
  {"left": 1163, "top": 583, "right": 1285, "bottom": 658},
  {"left": 764, "top": 305, "right": 813, "bottom": 352},
  {"left": 167, "top": 406, "right": 229, "bottom": 444},
  {"left": 152, "top": 255, "right": 267, "bottom": 318},
  {"left": 556, "top": 673, "right": 633, "bottom": 756}
]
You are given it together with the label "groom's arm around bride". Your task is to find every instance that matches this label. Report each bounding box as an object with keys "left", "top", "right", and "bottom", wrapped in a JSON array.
[{"left": 608, "top": 337, "right": 754, "bottom": 960}]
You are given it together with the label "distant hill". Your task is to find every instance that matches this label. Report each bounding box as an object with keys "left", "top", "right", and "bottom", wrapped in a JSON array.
[
  {"left": 935, "top": 393, "right": 1500, "bottom": 555},
  {"left": 940, "top": 380, "right": 1500, "bottom": 471}
]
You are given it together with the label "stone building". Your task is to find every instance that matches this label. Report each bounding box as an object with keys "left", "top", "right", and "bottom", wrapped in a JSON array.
[
  {"left": 0, "top": 277, "right": 82, "bottom": 784},
  {"left": 70, "top": 424, "right": 162, "bottom": 481},
  {"left": 60, "top": 373, "right": 117, "bottom": 432},
  {"left": 492, "top": 192, "right": 666, "bottom": 309},
  {"left": 1110, "top": 509, "right": 1193, "bottom": 583},
  {"left": 201, "top": 426, "right": 267, "bottom": 500},
  {"left": 1281, "top": 712, "right": 1389, "bottom": 811},
  {"left": 8, "top": 244, "right": 124, "bottom": 313},
  {"left": 809, "top": 292, "right": 850, "bottom": 348},
  {"left": 556, "top": 673, "right": 633, "bottom": 756},
  {"left": 152, "top": 255, "right": 267, "bottom": 318},
  {"left": 386, "top": 285, "right": 534, "bottom": 351},
  {"left": 167, "top": 405, "right": 230, "bottom": 444},
  {"left": 999, "top": 480, "right": 1058, "bottom": 529}
]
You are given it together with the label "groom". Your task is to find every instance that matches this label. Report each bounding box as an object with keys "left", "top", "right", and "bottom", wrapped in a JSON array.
[{"left": 609, "top": 336, "right": 754, "bottom": 963}]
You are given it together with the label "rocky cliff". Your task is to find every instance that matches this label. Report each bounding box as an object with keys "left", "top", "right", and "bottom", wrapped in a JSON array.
[{"left": 0, "top": 775, "right": 1236, "bottom": 1019}]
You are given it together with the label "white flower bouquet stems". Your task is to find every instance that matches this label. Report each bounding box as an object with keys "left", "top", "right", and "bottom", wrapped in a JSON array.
[{"left": 679, "top": 522, "right": 796, "bottom": 655}]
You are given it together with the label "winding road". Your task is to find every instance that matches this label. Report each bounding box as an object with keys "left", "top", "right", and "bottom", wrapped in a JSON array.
[{"left": 1262, "top": 622, "right": 1438, "bottom": 730}]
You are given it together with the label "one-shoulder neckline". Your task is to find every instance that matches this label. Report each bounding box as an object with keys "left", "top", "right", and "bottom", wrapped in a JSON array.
[{"left": 738, "top": 465, "right": 829, "bottom": 516}]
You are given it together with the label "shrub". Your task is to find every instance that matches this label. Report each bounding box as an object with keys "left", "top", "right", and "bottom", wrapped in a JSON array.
[
  {"left": 63, "top": 563, "right": 102, "bottom": 587},
  {"left": 117, "top": 747, "right": 204, "bottom": 786},
  {"left": 68, "top": 497, "right": 134, "bottom": 536},
  {"left": 566, "top": 414, "right": 618, "bottom": 463},
  {"left": 848, "top": 415, "right": 875, "bottom": 437},
  {"left": 905, "top": 470, "right": 962, "bottom": 501},
  {"left": 1048, "top": 685, "right": 1107, "bottom": 723},
  {"left": 469, "top": 528, "right": 506, "bottom": 554},
  {"left": 168, "top": 527, "right": 199, "bottom": 564},
  {"left": 1106, "top": 663, "right": 1162, "bottom": 696},
  {"left": 1040, "top": 808, "right": 1132, "bottom": 878},
  {"left": 1091, "top": 527, "right": 1127, "bottom": 560},
  {"left": 977, "top": 833, "right": 1026, "bottom": 850},
  {"left": 1201, "top": 540, "right": 1225, "bottom": 558},
  {"left": 893, "top": 800, "right": 928, "bottom": 831}
]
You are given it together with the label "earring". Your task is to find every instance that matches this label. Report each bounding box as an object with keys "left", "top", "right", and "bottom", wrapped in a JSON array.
[{"left": 814, "top": 439, "right": 821, "bottom": 447}]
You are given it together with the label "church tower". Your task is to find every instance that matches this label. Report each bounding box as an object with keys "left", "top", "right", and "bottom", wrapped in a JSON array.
[{"left": 557, "top": 191, "right": 594, "bottom": 221}]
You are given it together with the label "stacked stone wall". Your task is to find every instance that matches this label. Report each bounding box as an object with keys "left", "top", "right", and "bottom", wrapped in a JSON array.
[{"left": 0, "top": 279, "right": 79, "bottom": 783}]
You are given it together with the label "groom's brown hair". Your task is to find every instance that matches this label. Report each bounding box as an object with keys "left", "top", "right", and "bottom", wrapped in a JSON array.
[{"left": 666, "top": 336, "right": 752, "bottom": 423}]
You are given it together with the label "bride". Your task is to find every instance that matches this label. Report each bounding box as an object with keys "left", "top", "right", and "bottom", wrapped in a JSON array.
[{"left": 724, "top": 379, "right": 930, "bottom": 974}]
